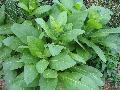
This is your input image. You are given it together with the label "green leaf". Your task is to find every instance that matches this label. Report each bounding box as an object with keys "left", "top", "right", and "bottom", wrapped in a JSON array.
[
  {"left": 0, "top": 25, "right": 13, "bottom": 35},
  {"left": 39, "top": 77, "right": 58, "bottom": 90},
  {"left": 47, "top": 43, "right": 64, "bottom": 56},
  {"left": 59, "top": 72, "right": 99, "bottom": 90},
  {"left": 57, "top": 11, "right": 67, "bottom": 25},
  {"left": 88, "top": 5, "right": 113, "bottom": 25},
  {"left": 14, "top": 73, "right": 39, "bottom": 87},
  {"left": 24, "top": 64, "right": 38, "bottom": 85},
  {"left": 68, "top": 10, "right": 88, "bottom": 28},
  {"left": 76, "top": 48, "right": 92, "bottom": 61},
  {"left": 0, "top": 5, "right": 5, "bottom": 25},
  {"left": 27, "top": 36, "right": 44, "bottom": 57},
  {"left": 29, "top": 0, "right": 37, "bottom": 11},
  {"left": 0, "top": 47, "right": 12, "bottom": 60},
  {"left": 11, "top": 23, "right": 39, "bottom": 44},
  {"left": 18, "top": 2, "right": 29, "bottom": 12},
  {"left": 70, "top": 53, "right": 86, "bottom": 64},
  {"left": 60, "top": 0, "right": 74, "bottom": 10},
  {"left": 3, "top": 57, "right": 23, "bottom": 70},
  {"left": 72, "top": 65, "right": 104, "bottom": 86},
  {"left": 32, "top": 5, "right": 51, "bottom": 15},
  {"left": 80, "top": 37, "right": 107, "bottom": 63},
  {"left": 86, "top": 19, "right": 102, "bottom": 29},
  {"left": 3, "top": 36, "right": 23, "bottom": 50},
  {"left": 50, "top": 52, "right": 76, "bottom": 71},
  {"left": 50, "top": 16, "right": 63, "bottom": 33},
  {"left": 43, "top": 69, "right": 58, "bottom": 78},
  {"left": 60, "top": 29, "right": 85, "bottom": 42},
  {"left": 36, "top": 59, "right": 49, "bottom": 73},
  {"left": 20, "top": 52, "right": 39, "bottom": 64},
  {"left": 91, "top": 27, "right": 120, "bottom": 37},
  {"left": 35, "top": 18, "right": 57, "bottom": 40},
  {"left": 4, "top": 70, "right": 17, "bottom": 89}
]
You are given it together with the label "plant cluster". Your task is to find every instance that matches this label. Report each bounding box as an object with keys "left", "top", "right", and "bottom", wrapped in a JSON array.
[{"left": 0, "top": 0, "right": 120, "bottom": 90}]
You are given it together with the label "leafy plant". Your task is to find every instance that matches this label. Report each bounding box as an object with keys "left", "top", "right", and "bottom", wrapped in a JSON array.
[{"left": 0, "top": 0, "right": 120, "bottom": 90}]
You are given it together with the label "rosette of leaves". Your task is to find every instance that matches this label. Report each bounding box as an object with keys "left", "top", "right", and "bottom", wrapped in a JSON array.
[{"left": 0, "top": 0, "right": 120, "bottom": 90}]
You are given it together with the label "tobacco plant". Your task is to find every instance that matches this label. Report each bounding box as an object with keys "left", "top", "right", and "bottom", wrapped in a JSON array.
[{"left": 0, "top": 0, "right": 120, "bottom": 90}]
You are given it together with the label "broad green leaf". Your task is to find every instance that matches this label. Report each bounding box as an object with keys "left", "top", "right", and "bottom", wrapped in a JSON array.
[
  {"left": 3, "top": 36, "right": 23, "bottom": 50},
  {"left": 59, "top": 72, "right": 99, "bottom": 90},
  {"left": 39, "top": 77, "right": 58, "bottom": 90},
  {"left": 32, "top": 5, "right": 51, "bottom": 15},
  {"left": 35, "top": 18, "right": 57, "bottom": 40},
  {"left": 88, "top": 5, "right": 113, "bottom": 25},
  {"left": 68, "top": 10, "right": 88, "bottom": 28},
  {"left": 76, "top": 48, "right": 92, "bottom": 61},
  {"left": 0, "top": 5, "right": 5, "bottom": 25},
  {"left": 20, "top": 52, "right": 39, "bottom": 64},
  {"left": 11, "top": 23, "right": 39, "bottom": 44},
  {"left": 24, "top": 64, "right": 38, "bottom": 85},
  {"left": 70, "top": 53, "right": 86, "bottom": 64},
  {"left": 43, "top": 69, "right": 58, "bottom": 78},
  {"left": 50, "top": 52, "right": 76, "bottom": 71},
  {"left": 36, "top": 59, "right": 49, "bottom": 73},
  {"left": 14, "top": 73, "right": 39, "bottom": 87},
  {"left": 80, "top": 37, "right": 106, "bottom": 62},
  {"left": 47, "top": 43, "right": 64, "bottom": 56},
  {"left": 60, "top": 29, "right": 85, "bottom": 42},
  {"left": 57, "top": 11, "right": 67, "bottom": 25},
  {"left": 0, "top": 25, "right": 13, "bottom": 35},
  {"left": 72, "top": 65, "right": 104, "bottom": 86},
  {"left": 4, "top": 70, "right": 17, "bottom": 89},
  {"left": 3, "top": 57, "right": 23, "bottom": 70},
  {"left": 27, "top": 36, "right": 44, "bottom": 57}
]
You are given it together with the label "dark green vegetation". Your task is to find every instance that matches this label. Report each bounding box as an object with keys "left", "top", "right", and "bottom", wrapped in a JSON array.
[{"left": 0, "top": 0, "right": 120, "bottom": 90}]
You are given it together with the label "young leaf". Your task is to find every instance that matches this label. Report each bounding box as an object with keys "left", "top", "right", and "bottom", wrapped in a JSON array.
[
  {"left": 47, "top": 43, "right": 64, "bottom": 56},
  {"left": 36, "top": 59, "right": 49, "bottom": 73},
  {"left": 50, "top": 52, "right": 76, "bottom": 71},
  {"left": 24, "top": 64, "right": 38, "bottom": 85},
  {"left": 80, "top": 37, "right": 107, "bottom": 63},
  {"left": 39, "top": 77, "right": 58, "bottom": 90},
  {"left": 11, "top": 23, "right": 39, "bottom": 44},
  {"left": 35, "top": 18, "right": 57, "bottom": 40},
  {"left": 50, "top": 16, "right": 63, "bottom": 32},
  {"left": 27, "top": 36, "right": 44, "bottom": 57},
  {"left": 43, "top": 69, "right": 58, "bottom": 78}
]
